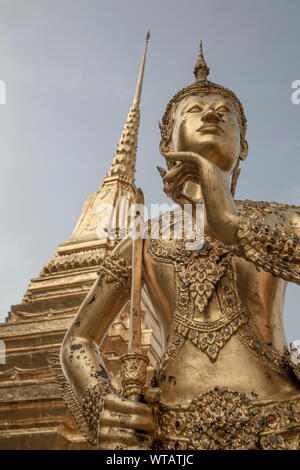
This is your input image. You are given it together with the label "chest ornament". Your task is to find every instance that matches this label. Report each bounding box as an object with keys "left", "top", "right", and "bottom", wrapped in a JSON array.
[
  {"left": 148, "top": 235, "right": 232, "bottom": 314},
  {"left": 149, "top": 234, "right": 289, "bottom": 379},
  {"left": 150, "top": 235, "right": 249, "bottom": 375}
]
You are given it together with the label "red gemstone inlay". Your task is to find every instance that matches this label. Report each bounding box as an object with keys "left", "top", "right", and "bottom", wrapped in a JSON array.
[
  {"left": 227, "top": 298, "right": 233, "bottom": 304},
  {"left": 175, "top": 442, "right": 180, "bottom": 449},
  {"left": 267, "top": 414, "right": 275, "bottom": 422},
  {"left": 288, "top": 247, "right": 294, "bottom": 253},
  {"left": 175, "top": 421, "right": 180, "bottom": 428}
]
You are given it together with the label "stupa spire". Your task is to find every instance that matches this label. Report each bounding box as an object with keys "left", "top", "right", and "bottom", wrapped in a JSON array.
[{"left": 104, "top": 31, "right": 150, "bottom": 185}]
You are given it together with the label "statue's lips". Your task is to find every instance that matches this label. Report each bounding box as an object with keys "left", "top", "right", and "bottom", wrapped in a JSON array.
[{"left": 197, "top": 124, "right": 223, "bottom": 135}]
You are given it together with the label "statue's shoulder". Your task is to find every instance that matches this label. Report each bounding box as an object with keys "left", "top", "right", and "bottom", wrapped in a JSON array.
[{"left": 235, "top": 199, "right": 300, "bottom": 235}]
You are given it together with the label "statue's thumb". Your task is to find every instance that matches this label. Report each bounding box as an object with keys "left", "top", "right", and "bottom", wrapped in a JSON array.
[{"left": 143, "top": 386, "right": 161, "bottom": 404}]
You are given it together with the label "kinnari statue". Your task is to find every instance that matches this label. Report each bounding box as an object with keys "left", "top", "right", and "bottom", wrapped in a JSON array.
[{"left": 57, "top": 37, "right": 300, "bottom": 450}]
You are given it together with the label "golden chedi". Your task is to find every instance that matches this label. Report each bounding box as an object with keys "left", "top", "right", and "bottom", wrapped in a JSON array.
[{"left": 57, "top": 39, "right": 300, "bottom": 450}]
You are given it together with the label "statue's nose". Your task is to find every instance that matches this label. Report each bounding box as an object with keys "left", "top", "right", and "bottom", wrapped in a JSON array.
[{"left": 202, "top": 107, "right": 220, "bottom": 123}]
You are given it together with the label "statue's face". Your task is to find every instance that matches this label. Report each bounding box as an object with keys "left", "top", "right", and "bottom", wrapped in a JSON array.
[{"left": 171, "top": 93, "right": 244, "bottom": 172}]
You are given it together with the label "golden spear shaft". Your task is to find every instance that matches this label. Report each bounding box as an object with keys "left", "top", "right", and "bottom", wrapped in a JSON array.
[
  {"left": 120, "top": 33, "right": 150, "bottom": 402},
  {"left": 129, "top": 187, "right": 144, "bottom": 354},
  {"left": 121, "top": 188, "right": 149, "bottom": 401},
  {"left": 133, "top": 31, "right": 150, "bottom": 106}
]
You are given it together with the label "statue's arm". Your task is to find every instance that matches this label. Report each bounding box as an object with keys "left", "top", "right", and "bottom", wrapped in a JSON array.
[
  {"left": 163, "top": 152, "right": 300, "bottom": 286},
  {"left": 60, "top": 236, "right": 132, "bottom": 442},
  {"left": 234, "top": 207, "right": 300, "bottom": 285}
]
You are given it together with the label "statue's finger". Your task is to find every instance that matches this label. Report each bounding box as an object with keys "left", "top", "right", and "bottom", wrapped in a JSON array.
[
  {"left": 164, "top": 152, "right": 202, "bottom": 167},
  {"left": 100, "top": 409, "right": 155, "bottom": 432},
  {"left": 163, "top": 163, "right": 195, "bottom": 182},
  {"left": 104, "top": 393, "right": 153, "bottom": 417},
  {"left": 164, "top": 152, "right": 188, "bottom": 162},
  {"left": 144, "top": 386, "right": 161, "bottom": 404},
  {"left": 98, "top": 426, "right": 152, "bottom": 449}
]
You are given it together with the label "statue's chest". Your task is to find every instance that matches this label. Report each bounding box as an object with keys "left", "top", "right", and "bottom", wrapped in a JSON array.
[
  {"left": 148, "top": 235, "right": 233, "bottom": 318},
  {"left": 148, "top": 235, "right": 252, "bottom": 368},
  {"left": 146, "top": 206, "right": 288, "bottom": 377}
]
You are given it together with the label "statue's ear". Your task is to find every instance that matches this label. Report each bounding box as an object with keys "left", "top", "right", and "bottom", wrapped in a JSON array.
[{"left": 239, "top": 139, "right": 248, "bottom": 161}]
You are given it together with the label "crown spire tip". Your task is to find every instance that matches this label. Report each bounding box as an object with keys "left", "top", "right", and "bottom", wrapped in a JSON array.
[{"left": 194, "top": 39, "right": 210, "bottom": 82}]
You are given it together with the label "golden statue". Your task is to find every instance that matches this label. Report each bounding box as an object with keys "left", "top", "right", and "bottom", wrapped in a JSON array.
[{"left": 57, "top": 37, "right": 300, "bottom": 450}]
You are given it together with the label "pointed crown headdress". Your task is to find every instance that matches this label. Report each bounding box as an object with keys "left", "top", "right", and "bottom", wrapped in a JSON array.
[{"left": 159, "top": 41, "right": 247, "bottom": 154}]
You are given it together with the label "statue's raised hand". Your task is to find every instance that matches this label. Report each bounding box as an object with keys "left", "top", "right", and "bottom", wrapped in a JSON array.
[
  {"left": 164, "top": 151, "right": 239, "bottom": 244},
  {"left": 98, "top": 388, "right": 160, "bottom": 450},
  {"left": 161, "top": 161, "right": 198, "bottom": 206}
]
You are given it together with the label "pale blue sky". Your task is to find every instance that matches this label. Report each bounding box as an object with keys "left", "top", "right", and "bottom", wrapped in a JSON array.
[{"left": 0, "top": 0, "right": 299, "bottom": 344}]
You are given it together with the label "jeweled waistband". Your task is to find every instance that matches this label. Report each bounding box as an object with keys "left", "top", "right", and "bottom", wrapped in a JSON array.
[{"left": 154, "top": 387, "right": 300, "bottom": 450}]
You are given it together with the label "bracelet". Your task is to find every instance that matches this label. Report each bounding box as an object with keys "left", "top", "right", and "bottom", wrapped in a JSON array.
[
  {"left": 237, "top": 216, "right": 300, "bottom": 264},
  {"left": 97, "top": 253, "right": 132, "bottom": 289},
  {"left": 82, "top": 381, "right": 116, "bottom": 443}
]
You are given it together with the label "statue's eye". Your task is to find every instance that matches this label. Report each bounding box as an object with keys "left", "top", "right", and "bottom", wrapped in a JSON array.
[
  {"left": 216, "top": 106, "right": 229, "bottom": 113},
  {"left": 187, "top": 105, "right": 203, "bottom": 113}
]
